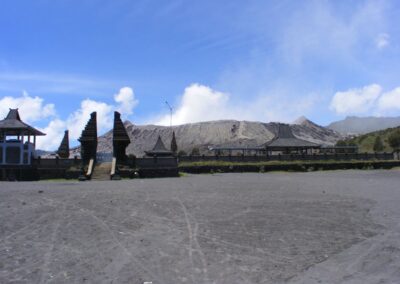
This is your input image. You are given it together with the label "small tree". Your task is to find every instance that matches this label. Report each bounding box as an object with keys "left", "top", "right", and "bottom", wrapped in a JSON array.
[
  {"left": 336, "top": 140, "right": 347, "bottom": 146},
  {"left": 170, "top": 131, "right": 178, "bottom": 154},
  {"left": 335, "top": 140, "right": 348, "bottom": 153},
  {"left": 177, "top": 150, "right": 187, "bottom": 157},
  {"left": 191, "top": 147, "right": 200, "bottom": 156},
  {"left": 373, "top": 136, "right": 384, "bottom": 152},
  {"left": 388, "top": 130, "right": 400, "bottom": 151}
]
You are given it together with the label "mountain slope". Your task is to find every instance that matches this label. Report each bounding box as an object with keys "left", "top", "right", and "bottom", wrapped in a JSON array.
[
  {"left": 91, "top": 119, "right": 344, "bottom": 157},
  {"left": 343, "top": 126, "right": 400, "bottom": 153},
  {"left": 328, "top": 116, "right": 400, "bottom": 134}
]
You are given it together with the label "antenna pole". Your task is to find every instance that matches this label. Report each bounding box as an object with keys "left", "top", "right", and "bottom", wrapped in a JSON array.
[{"left": 165, "top": 101, "right": 173, "bottom": 128}]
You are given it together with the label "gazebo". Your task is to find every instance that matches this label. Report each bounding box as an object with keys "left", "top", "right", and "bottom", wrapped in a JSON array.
[
  {"left": 0, "top": 109, "right": 45, "bottom": 166},
  {"left": 264, "top": 124, "right": 320, "bottom": 154}
]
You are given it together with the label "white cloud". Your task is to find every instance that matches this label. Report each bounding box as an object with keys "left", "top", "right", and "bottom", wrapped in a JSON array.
[
  {"left": 155, "top": 83, "right": 317, "bottom": 126},
  {"left": 330, "top": 84, "right": 400, "bottom": 116},
  {"left": 0, "top": 91, "right": 55, "bottom": 122},
  {"left": 378, "top": 87, "right": 400, "bottom": 112},
  {"left": 279, "top": 0, "right": 387, "bottom": 64},
  {"left": 66, "top": 99, "right": 114, "bottom": 140},
  {"left": 330, "top": 84, "right": 382, "bottom": 115},
  {"left": 35, "top": 99, "right": 115, "bottom": 151},
  {"left": 375, "top": 33, "right": 390, "bottom": 49},
  {"left": 36, "top": 119, "right": 67, "bottom": 150},
  {"left": 157, "top": 84, "right": 230, "bottom": 125},
  {"left": 114, "top": 87, "right": 138, "bottom": 115}
]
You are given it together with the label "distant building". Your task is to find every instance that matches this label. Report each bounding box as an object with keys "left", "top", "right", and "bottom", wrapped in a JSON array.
[
  {"left": 210, "top": 123, "right": 321, "bottom": 155},
  {"left": 263, "top": 124, "right": 321, "bottom": 154}
]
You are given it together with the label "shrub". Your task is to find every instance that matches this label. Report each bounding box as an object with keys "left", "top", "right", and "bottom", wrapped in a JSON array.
[
  {"left": 191, "top": 147, "right": 200, "bottom": 156},
  {"left": 373, "top": 136, "right": 384, "bottom": 152},
  {"left": 336, "top": 140, "right": 347, "bottom": 146},
  {"left": 388, "top": 130, "right": 400, "bottom": 151},
  {"left": 177, "top": 150, "right": 187, "bottom": 157}
]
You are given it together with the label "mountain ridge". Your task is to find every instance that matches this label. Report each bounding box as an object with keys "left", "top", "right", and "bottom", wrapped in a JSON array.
[
  {"left": 71, "top": 118, "right": 344, "bottom": 157},
  {"left": 327, "top": 116, "right": 400, "bottom": 134}
]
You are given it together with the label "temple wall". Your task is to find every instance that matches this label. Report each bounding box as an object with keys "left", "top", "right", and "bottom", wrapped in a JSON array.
[
  {"left": 135, "top": 157, "right": 178, "bottom": 169},
  {"left": 32, "top": 157, "right": 80, "bottom": 167},
  {"left": 134, "top": 157, "right": 179, "bottom": 177}
]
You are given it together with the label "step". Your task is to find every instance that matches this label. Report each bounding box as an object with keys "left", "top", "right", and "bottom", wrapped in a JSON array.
[{"left": 90, "top": 162, "right": 112, "bottom": 181}]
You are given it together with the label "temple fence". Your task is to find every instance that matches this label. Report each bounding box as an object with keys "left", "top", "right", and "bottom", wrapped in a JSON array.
[{"left": 178, "top": 152, "right": 396, "bottom": 163}]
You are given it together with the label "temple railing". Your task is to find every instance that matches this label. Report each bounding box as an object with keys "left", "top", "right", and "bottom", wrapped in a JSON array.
[
  {"left": 111, "top": 157, "right": 117, "bottom": 177},
  {"left": 86, "top": 158, "right": 95, "bottom": 178}
]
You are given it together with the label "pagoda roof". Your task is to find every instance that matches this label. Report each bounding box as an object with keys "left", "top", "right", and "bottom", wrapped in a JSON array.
[
  {"left": 0, "top": 109, "right": 46, "bottom": 136},
  {"left": 145, "top": 135, "right": 172, "bottom": 156},
  {"left": 264, "top": 124, "right": 320, "bottom": 149}
]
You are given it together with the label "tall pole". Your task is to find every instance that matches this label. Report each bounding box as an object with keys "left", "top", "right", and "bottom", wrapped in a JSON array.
[{"left": 165, "top": 101, "right": 173, "bottom": 128}]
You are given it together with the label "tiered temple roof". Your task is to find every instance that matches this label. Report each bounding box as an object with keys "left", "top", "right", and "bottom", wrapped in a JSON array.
[
  {"left": 264, "top": 124, "right": 320, "bottom": 150},
  {"left": 145, "top": 135, "right": 173, "bottom": 157},
  {"left": 57, "top": 130, "right": 70, "bottom": 158}
]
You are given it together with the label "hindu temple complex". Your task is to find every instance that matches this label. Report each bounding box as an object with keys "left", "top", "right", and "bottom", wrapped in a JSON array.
[{"left": 0, "top": 108, "right": 179, "bottom": 181}]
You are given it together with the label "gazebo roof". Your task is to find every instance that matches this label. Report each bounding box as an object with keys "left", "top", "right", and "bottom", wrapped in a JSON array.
[
  {"left": 264, "top": 124, "right": 320, "bottom": 149},
  {"left": 0, "top": 109, "right": 45, "bottom": 136}
]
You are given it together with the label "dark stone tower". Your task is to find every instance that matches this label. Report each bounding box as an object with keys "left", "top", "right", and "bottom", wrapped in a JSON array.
[
  {"left": 112, "top": 111, "right": 130, "bottom": 162},
  {"left": 57, "top": 130, "right": 70, "bottom": 158},
  {"left": 78, "top": 112, "right": 97, "bottom": 163}
]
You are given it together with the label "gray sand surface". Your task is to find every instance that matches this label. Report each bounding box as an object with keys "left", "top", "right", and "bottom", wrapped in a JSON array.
[{"left": 0, "top": 170, "right": 399, "bottom": 284}]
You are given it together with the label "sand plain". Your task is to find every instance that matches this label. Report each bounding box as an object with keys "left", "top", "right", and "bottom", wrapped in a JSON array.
[{"left": 0, "top": 170, "right": 399, "bottom": 284}]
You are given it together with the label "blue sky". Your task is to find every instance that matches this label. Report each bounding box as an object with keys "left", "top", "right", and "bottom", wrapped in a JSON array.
[{"left": 1, "top": 0, "right": 400, "bottom": 149}]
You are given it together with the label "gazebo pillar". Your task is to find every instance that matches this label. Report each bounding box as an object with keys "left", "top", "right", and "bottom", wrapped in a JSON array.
[
  {"left": 2, "top": 143, "right": 5, "bottom": 165},
  {"left": 20, "top": 135, "right": 24, "bottom": 165}
]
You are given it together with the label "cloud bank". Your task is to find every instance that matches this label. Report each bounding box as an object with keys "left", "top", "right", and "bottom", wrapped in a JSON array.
[
  {"left": 0, "top": 87, "right": 138, "bottom": 150},
  {"left": 155, "top": 83, "right": 318, "bottom": 126},
  {"left": 0, "top": 92, "right": 55, "bottom": 123},
  {"left": 330, "top": 84, "right": 400, "bottom": 116},
  {"left": 330, "top": 84, "right": 382, "bottom": 115}
]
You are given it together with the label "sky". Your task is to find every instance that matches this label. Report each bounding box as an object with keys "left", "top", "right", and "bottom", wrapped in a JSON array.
[{"left": 1, "top": 0, "right": 400, "bottom": 150}]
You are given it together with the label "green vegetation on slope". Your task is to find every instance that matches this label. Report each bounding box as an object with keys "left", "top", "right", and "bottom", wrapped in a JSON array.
[{"left": 342, "top": 126, "right": 400, "bottom": 153}]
